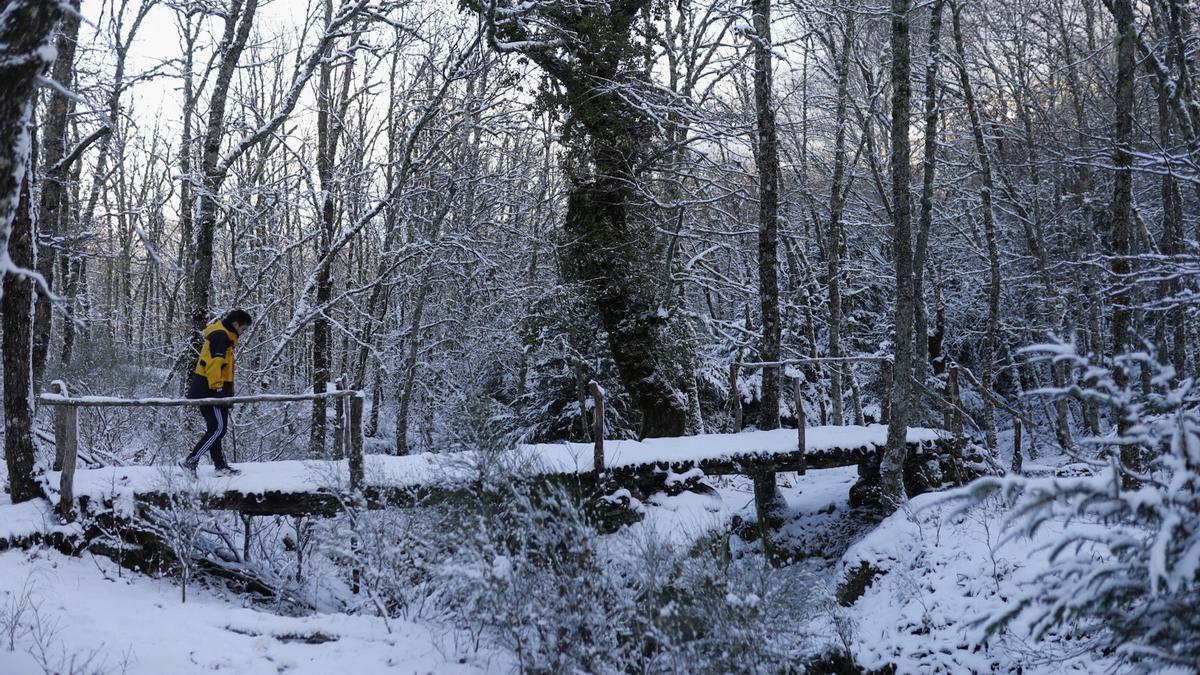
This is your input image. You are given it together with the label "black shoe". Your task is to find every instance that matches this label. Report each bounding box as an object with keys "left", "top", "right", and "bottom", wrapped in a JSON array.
[
  {"left": 215, "top": 465, "right": 242, "bottom": 477},
  {"left": 179, "top": 460, "right": 199, "bottom": 477}
]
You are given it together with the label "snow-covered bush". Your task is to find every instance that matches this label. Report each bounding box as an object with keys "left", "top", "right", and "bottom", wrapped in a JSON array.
[
  {"left": 953, "top": 343, "right": 1200, "bottom": 670},
  {"left": 140, "top": 474, "right": 215, "bottom": 604},
  {"left": 428, "top": 479, "right": 824, "bottom": 674},
  {"left": 434, "top": 482, "right": 636, "bottom": 673}
]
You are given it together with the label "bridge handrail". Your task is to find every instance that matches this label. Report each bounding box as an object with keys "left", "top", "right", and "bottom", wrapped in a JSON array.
[
  {"left": 43, "top": 381, "right": 366, "bottom": 522},
  {"left": 735, "top": 355, "right": 891, "bottom": 368},
  {"left": 38, "top": 390, "right": 361, "bottom": 407}
]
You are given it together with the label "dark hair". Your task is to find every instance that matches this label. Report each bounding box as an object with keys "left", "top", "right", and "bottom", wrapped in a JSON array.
[{"left": 225, "top": 309, "right": 253, "bottom": 327}]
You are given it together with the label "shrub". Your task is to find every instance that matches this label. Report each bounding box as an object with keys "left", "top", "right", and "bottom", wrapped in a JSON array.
[{"left": 952, "top": 343, "right": 1200, "bottom": 670}]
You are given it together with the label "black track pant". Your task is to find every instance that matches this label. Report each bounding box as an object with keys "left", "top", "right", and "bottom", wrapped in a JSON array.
[{"left": 185, "top": 405, "right": 230, "bottom": 468}]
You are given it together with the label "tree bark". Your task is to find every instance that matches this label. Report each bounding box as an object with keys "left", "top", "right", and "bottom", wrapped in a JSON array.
[
  {"left": 395, "top": 277, "right": 430, "bottom": 456},
  {"left": 310, "top": 1, "right": 356, "bottom": 454},
  {"left": 825, "top": 9, "right": 856, "bottom": 427},
  {"left": 912, "top": 0, "right": 945, "bottom": 389},
  {"left": 951, "top": 3, "right": 1001, "bottom": 454},
  {"left": 475, "top": 0, "right": 692, "bottom": 438},
  {"left": 31, "top": 3, "right": 82, "bottom": 388},
  {"left": 168, "top": 9, "right": 202, "bottom": 331},
  {"left": 752, "top": 0, "right": 781, "bottom": 430},
  {"left": 186, "top": 0, "right": 259, "bottom": 380},
  {"left": 1107, "top": 0, "right": 1135, "bottom": 361},
  {"left": 1, "top": 0, "right": 64, "bottom": 504},
  {"left": 880, "top": 0, "right": 915, "bottom": 508}
]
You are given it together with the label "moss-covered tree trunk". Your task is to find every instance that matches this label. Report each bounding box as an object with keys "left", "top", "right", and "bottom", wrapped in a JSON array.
[
  {"left": 474, "top": 0, "right": 692, "bottom": 438},
  {"left": 562, "top": 178, "right": 688, "bottom": 438}
]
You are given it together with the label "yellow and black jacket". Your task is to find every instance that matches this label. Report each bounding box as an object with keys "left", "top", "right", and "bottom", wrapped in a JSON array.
[{"left": 187, "top": 320, "right": 239, "bottom": 399}]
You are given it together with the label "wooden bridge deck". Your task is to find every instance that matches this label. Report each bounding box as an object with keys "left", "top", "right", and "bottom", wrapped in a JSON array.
[{"left": 44, "top": 425, "right": 949, "bottom": 517}]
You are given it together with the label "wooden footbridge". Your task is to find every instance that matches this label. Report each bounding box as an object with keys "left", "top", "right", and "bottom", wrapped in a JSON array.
[{"left": 36, "top": 382, "right": 952, "bottom": 533}]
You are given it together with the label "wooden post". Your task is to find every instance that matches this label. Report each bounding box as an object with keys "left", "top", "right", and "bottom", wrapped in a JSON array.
[
  {"left": 947, "top": 364, "right": 965, "bottom": 484},
  {"left": 794, "top": 375, "right": 806, "bottom": 475},
  {"left": 242, "top": 514, "right": 253, "bottom": 562},
  {"left": 1010, "top": 419, "right": 1023, "bottom": 474},
  {"left": 348, "top": 392, "right": 364, "bottom": 596},
  {"left": 880, "top": 359, "right": 893, "bottom": 425},
  {"left": 753, "top": 470, "right": 780, "bottom": 562},
  {"left": 588, "top": 380, "right": 605, "bottom": 474},
  {"left": 942, "top": 365, "right": 955, "bottom": 432},
  {"left": 947, "top": 365, "right": 963, "bottom": 437},
  {"left": 53, "top": 381, "right": 79, "bottom": 521},
  {"left": 729, "top": 362, "right": 742, "bottom": 433},
  {"left": 333, "top": 377, "right": 346, "bottom": 460},
  {"left": 51, "top": 381, "right": 70, "bottom": 470},
  {"left": 348, "top": 394, "right": 364, "bottom": 493}
]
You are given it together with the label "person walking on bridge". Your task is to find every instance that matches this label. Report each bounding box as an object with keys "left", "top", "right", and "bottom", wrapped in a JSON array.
[{"left": 180, "top": 309, "right": 253, "bottom": 477}]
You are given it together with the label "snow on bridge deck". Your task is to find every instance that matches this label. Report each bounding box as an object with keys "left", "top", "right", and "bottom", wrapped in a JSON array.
[{"left": 46, "top": 424, "right": 948, "bottom": 517}]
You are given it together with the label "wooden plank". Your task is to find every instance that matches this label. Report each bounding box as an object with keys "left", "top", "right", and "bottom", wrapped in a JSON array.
[
  {"left": 333, "top": 377, "right": 346, "bottom": 459},
  {"left": 73, "top": 438, "right": 952, "bottom": 518}
]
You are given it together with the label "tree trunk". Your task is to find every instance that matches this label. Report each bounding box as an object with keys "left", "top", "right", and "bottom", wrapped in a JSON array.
[
  {"left": 912, "top": 0, "right": 945, "bottom": 389},
  {"left": 395, "top": 277, "right": 430, "bottom": 456},
  {"left": 169, "top": 10, "right": 201, "bottom": 331},
  {"left": 752, "top": 0, "right": 781, "bottom": 430},
  {"left": 31, "top": 4, "right": 82, "bottom": 388},
  {"left": 475, "top": 0, "right": 692, "bottom": 439},
  {"left": 951, "top": 4, "right": 1001, "bottom": 454},
  {"left": 825, "top": 9, "right": 856, "bottom": 427},
  {"left": 880, "top": 0, "right": 915, "bottom": 508},
  {"left": 3, "top": 179, "right": 41, "bottom": 504},
  {"left": 1, "top": 0, "right": 64, "bottom": 504},
  {"left": 310, "top": 0, "right": 346, "bottom": 455},
  {"left": 563, "top": 179, "right": 690, "bottom": 438},
  {"left": 185, "top": 0, "right": 259, "bottom": 381},
  {"left": 1107, "top": 0, "right": 1135, "bottom": 362}
]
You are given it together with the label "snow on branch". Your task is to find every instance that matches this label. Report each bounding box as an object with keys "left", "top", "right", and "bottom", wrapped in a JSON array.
[{"left": 942, "top": 341, "right": 1200, "bottom": 670}]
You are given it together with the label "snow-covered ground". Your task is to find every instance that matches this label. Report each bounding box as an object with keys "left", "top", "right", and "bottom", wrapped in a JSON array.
[
  {"left": 0, "top": 548, "right": 507, "bottom": 675},
  {"left": 631, "top": 450, "right": 1117, "bottom": 673},
  {"left": 3, "top": 424, "right": 1120, "bottom": 673},
  {"left": 0, "top": 499, "right": 77, "bottom": 543},
  {"left": 839, "top": 490, "right": 1115, "bottom": 673}
]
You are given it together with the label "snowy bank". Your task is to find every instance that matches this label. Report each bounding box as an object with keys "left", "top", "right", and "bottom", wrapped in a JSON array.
[
  {"left": 0, "top": 549, "right": 507, "bottom": 674},
  {"left": 839, "top": 492, "right": 1115, "bottom": 673}
]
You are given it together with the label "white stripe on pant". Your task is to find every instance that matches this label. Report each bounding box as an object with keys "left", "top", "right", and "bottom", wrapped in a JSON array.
[{"left": 186, "top": 406, "right": 224, "bottom": 465}]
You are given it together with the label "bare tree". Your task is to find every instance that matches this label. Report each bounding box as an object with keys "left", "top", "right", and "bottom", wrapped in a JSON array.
[
  {"left": 751, "top": 0, "right": 781, "bottom": 430},
  {"left": 880, "top": 0, "right": 915, "bottom": 506},
  {"left": 1, "top": 0, "right": 67, "bottom": 504}
]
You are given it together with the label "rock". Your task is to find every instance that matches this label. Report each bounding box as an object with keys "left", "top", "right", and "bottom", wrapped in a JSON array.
[
  {"left": 848, "top": 440, "right": 969, "bottom": 511},
  {"left": 836, "top": 559, "right": 886, "bottom": 607}
]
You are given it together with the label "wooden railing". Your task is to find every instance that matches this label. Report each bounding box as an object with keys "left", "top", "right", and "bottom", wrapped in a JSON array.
[
  {"left": 39, "top": 381, "right": 364, "bottom": 520},
  {"left": 729, "top": 356, "right": 893, "bottom": 467},
  {"left": 731, "top": 357, "right": 1030, "bottom": 476}
]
